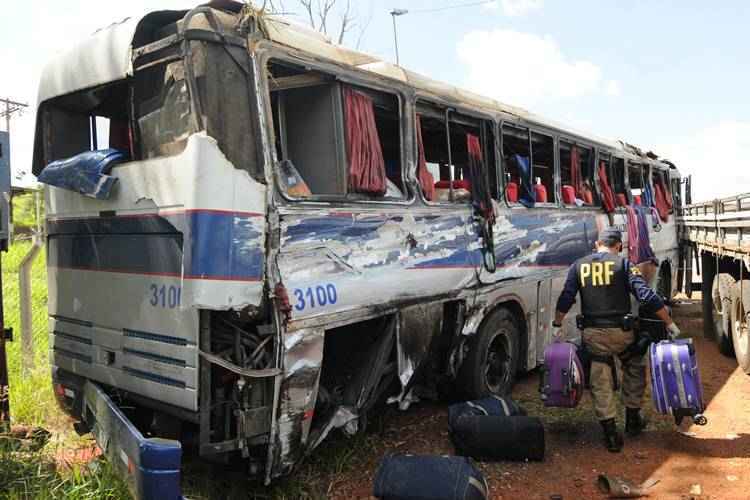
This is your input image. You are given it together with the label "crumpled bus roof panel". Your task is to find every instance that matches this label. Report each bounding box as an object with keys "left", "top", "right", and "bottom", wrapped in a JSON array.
[{"left": 34, "top": 1, "right": 674, "bottom": 168}]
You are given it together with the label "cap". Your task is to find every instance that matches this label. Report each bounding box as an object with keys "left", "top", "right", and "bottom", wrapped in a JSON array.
[{"left": 598, "top": 227, "right": 622, "bottom": 246}]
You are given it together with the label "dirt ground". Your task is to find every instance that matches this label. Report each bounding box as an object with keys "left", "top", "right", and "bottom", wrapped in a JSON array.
[
  {"left": 52, "top": 296, "right": 749, "bottom": 499},
  {"left": 265, "top": 296, "right": 750, "bottom": 500}
]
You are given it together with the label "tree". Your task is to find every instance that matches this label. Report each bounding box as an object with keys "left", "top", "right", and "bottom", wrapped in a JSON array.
[{"left": 255, "top": 0, "right": 371, "bottom": 48}]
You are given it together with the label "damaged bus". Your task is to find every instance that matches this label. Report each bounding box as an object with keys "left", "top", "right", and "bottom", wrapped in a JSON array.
[{"left": 33, "top": 1, "right": 685, "bottom": 492}]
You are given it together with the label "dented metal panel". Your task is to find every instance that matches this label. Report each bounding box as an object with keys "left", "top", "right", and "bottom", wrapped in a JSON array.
[{"left": 46, "top": 133, "right": 268, "bottom": 411}]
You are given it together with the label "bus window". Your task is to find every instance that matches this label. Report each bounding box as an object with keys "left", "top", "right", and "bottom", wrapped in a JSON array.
[
  {"left": 611, "top": 157, "right": 628, "bottom": 206},
  {"left": 671, "top": 176, "right": 682, "bottom": 208},
  {"left": 35, "top": 81, "right": 131, "bottom": 171},
  {"left": 268, "top": 61, "right": 403, "bottom": 200},
  {"left": 501, "top": 124, "right": 529, "bottom": 204},
  {"left": 417, "top": 102, "right": 487, "bottom": 204},
  {"left": 560, "top": 141, "right": 596, "bottom": 206},
  {"left": 502, "top": 125, "right": 554, "bottom": 205},
  {"left": 531, "top": 131, "right": 555, "bottom": 204},
  {"left": 628, "top": 164, "right": 644, "bottom": 205}
]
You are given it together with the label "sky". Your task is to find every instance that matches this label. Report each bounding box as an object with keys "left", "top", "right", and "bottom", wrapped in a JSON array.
[{"left": 1, "top": 0, "right": 749, "bottom": 201}]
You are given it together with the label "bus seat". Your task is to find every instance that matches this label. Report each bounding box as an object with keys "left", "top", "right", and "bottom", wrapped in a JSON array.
[
  {"left": 562, "top": 185, "right": 576, "bottom": 205},
  {"left": 582, "top": 189, "right": 593, "bottom": 205},
  {"left": 616, "top": 193, "right": 628, "bottom": 207},
  {"left": 435, "top": 179, "right": 471, "bottom": 191},
  {"left": 534, "top": 183, "right": 548, "bottom": 203},
  {"left": 506, "top": 182, "right": 518, "bottom": 202},
  {"left": 634, "top": 195, "right": 642, "bottom": 205}
]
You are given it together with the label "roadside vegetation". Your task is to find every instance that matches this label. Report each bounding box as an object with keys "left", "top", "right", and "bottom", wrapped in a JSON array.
[{"left": 1, "top": 194, "right": 130, "bottom": 499}]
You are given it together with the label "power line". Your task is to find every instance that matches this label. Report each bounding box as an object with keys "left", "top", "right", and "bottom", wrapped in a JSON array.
[{"left": 406, "top": 0, "right": 497, "bottom": 14}]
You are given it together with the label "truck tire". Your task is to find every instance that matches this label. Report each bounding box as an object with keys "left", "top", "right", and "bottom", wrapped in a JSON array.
[
  {"left": 459, "top": 308, "right": 520, "bottom": 399},
  {"left": 656, "top": 264, "right": 672, "bottom": 300},
  {"left": 713, "top": 273, "right": 736, "bottom": 357},
  {"left": 731, "top": 280, "right": 750, "bottom": 374},
  {"left": 701, "top": 252, "right": 717, "bottom": 341}
]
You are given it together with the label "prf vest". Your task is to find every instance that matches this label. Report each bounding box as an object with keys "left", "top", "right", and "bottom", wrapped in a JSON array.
[{"left": 576, "top": 252, "right": 631, "bottom": 319}]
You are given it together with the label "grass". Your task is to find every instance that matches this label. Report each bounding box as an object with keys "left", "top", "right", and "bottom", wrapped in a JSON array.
[{"left": 1, "top": 240, "right": 131, "bottom": 499}]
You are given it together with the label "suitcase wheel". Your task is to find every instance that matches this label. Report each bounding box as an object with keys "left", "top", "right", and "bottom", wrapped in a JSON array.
[{"left": 693, "top": 414, "right": 708, "bottom": 426}]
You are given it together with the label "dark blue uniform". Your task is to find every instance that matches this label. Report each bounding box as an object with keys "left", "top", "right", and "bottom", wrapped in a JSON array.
[{"left": 556, "top": 252, "right": 664, "bottom": 316}]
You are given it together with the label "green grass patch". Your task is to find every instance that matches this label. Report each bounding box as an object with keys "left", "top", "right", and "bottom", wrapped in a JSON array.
[
  {"left": 3, "top": 240, "right": 60, "bottom": 427},
  {"left": 0, "top": 447, "right": 129, "bottom": 500},
  {"left": 1, "top": 240, "right": 131, "bottom": 499}
]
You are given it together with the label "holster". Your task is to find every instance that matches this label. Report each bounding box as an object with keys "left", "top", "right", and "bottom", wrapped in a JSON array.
[
  {"left": 619, "top": 330, "right": 653, "bottom": 363},
  {"left": 577, "top": 344, "right": 619, "bottom": 391}
]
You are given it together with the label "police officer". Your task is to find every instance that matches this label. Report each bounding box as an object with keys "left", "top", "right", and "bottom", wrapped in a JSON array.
[{"left": 552, "top": 227, "right": 680, "bottom": 453}]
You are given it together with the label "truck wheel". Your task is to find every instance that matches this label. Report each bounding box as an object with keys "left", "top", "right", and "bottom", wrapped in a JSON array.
[
  {"left": 731, "top": 280, "right": 750, "bottom": 374},
  {"left": 714, "top": 274, "right": 736, "bottom": 357},
  {"left": 459, "top": 308, "right": 520, "bottom": 399},
  {"left": 656, "top": 264, "right": 672, "bottom": 300},
  {"left": 701, "top": 252, "right": 717, "bottom": 340}
]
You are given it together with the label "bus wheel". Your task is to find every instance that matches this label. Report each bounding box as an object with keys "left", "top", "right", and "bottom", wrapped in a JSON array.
[
  {"left": 714, "top": 273, "right": 736, "bottom": 357},
  {"left": 731, "top": 280, "right": 750, "bottom": 374},
  {"left": 459, "top": 308, "right": 520, "bottom": 399}
]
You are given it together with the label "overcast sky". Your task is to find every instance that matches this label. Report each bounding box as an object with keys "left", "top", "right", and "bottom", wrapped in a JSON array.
[{"left": 2, "top": 0, "right": 749, "bottom": 202}]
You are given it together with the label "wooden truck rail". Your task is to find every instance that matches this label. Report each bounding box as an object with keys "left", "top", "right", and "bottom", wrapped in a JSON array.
[{"left": 678, "top": 193, "right": 750, "bottom": 374}]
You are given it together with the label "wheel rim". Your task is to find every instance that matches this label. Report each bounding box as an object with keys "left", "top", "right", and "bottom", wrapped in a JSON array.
[
  {"left": 735, "top": 298, "right": 749, "bottom": 357},
  {"left": 484, "top": 331, "right": 512, "bottom": 394}
]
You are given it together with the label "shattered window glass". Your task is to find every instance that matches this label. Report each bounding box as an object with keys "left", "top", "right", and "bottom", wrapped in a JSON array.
[{"left": 134, "top": 61, "right": 195, "bottom": 159}]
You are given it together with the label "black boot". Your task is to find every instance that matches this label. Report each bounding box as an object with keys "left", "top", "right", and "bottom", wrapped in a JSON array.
[
  {"left": 600, "top": 418, "right": 623, "bottom": 453},
  {"left": 625, "top": 407, "right": 648, "bottom": 437}
]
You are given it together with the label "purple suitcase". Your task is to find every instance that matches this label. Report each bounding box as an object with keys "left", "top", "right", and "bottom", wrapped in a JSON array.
[
  {"left": 539, "top": 341, "right": 585, "bottom": 408},
  {"left": 650, "top": 339, "right": 707, "bottom": 425}
]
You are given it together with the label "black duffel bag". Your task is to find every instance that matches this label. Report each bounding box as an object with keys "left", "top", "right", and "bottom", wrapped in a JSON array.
[
  {"left": 450, "top": 415, "right": 545, "bottom": 462},
  {"left": 373, "top": 454, "right": 488, "bottom": 500},
  {"left": 448, "top": 396, "right": 526, "bottom": 432}
]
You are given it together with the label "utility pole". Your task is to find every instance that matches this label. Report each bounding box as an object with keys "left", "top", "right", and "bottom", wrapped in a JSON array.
[
  {"left": 0, "top": 97, "right": 28, "bottom": 134},
  {"left": 0, "top": 96, "right": 24, "bottom": 429}
]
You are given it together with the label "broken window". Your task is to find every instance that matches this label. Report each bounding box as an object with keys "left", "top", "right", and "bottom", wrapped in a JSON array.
[
  {"left": 268, "top": 61, "right": 403, "bottom": 200},
  {"left": 628, "top": 164, "right": 644, "bottom": 205},
  {"left": 501, "top": 124, "right": 529, "bottom": 205},
  {"left": 531, "top": 131, "right": 555, "bottom": 204},
  {"left": 416, "top": 102, "right": 492, "bottom": 204},
  {"left": 501, "top": 125, "right": 553, "bottom": 205},
  {"left": 610, "top": 157, "right": 629, "bottom": 206},
  {"left": 671, "top": 176, "right": 682, "bottom": 208},
  {"left": 133, "top": 61, "right": 194, "bottom": 159},
  {"left": 32, "top": 80, "right": 131, "bottom": 174},
  {"left": 560, "top": 141, "right": 597, "bottom": 206}
]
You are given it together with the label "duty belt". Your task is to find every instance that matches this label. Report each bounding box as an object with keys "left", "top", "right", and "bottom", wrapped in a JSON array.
[{"left": 576, "top": 314, "right": 636, "bottom": 331}]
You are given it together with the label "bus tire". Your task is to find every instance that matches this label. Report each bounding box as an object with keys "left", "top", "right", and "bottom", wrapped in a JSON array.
[
  {"left": 714, "top": 273, "right": 736, "bottom": 357},
  {"left": 731, "top": 280, "right": 750, "bottom": 374},
  {"left": 701, "top": 252, "right": 718, "bottom": 341},
  {"left": 459, "top": 308, "right": 520, "bottom": 399}
]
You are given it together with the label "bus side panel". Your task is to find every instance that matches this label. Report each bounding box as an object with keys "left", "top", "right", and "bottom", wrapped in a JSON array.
[
  {"left": 46, "top": 134, "right": 268, "bottom": 413},
  {"left": 278, "top": 207, "right": 482, "bottom": 324}
]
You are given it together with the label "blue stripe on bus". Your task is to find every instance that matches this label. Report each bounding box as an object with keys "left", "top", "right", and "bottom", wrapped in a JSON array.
[{"left": 47, "top": 210, "right": 264, "bottom": 281}]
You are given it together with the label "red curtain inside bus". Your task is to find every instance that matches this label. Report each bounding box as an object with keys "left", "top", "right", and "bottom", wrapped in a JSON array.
[
  {"left": 344, "top": 86, "right": 387, "bottom": 196},
  {"left": 415, "top": 114, "right": 435, "bottom": 200},
  {"left": 597, "top": 161, "right": 616, "bottom": 213},
  {"left": 654, "top": 174, "right": 672, "bottom": 222}
]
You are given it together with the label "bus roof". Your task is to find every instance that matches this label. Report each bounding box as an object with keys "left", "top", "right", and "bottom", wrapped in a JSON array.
[{"left": 35, "top": 1, "right": 675, "bottom": 169}]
